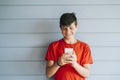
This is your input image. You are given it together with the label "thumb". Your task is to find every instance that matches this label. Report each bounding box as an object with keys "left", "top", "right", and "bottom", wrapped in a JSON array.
[{"left": 72, "top": 50, "right": 75, "bottom": 55}]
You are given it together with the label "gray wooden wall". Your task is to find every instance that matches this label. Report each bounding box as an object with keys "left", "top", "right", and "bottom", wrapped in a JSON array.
[{"left": 0, "top": 0, "right": 120, "bottom": 80}]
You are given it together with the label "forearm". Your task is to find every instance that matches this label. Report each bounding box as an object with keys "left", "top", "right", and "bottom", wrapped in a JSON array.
[
  {"left": 46, "top": 63, "right": 60, "bottom": 78},
  {"left": 72, "top": 63, "right": 90, "bottom": 78}
]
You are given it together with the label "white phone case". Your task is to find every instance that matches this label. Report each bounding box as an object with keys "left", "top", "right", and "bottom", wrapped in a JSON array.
[{"left": 64, "top": 48, "right": 73, "bottom": 54}]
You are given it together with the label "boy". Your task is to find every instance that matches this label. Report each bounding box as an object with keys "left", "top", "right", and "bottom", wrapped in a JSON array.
[{"left": 45, "top": 13, "right": 93, "bottom": 80}]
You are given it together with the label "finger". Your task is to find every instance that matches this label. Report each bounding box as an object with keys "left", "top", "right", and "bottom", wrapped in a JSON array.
[
  {"left": 64, "top": 54, "right": 72, "bottom": 58},
  {"left": 64, "top": 60, "right": 73, "bottom": 64},
  {"left": 65, "top": 57, "right": 74, "bottom": 61},
  {"left": 72, "top": 51, "right": 76, "bottom": 56},
  {"left": 72, "top": 50, "right": 75, "bottom": 54}
]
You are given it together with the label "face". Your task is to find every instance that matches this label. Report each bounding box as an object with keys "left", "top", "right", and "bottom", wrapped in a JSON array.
[{"left": 61, "top": 22, "right": 77, "bottom": 40}]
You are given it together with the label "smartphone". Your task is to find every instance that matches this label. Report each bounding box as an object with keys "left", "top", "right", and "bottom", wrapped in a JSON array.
[{"left": 64, "top": 48, "right": 73, "bottom": 54}]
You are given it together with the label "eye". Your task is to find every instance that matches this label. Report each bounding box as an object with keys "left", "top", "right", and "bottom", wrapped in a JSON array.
[
  {"left": 62, "top": 27, "right": 67, "bottom": 31},
  {"left": 70, "top": 27, "right": 73, "bottom": 30}
]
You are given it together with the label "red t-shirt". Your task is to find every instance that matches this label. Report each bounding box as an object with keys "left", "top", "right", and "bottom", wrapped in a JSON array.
[{"left": 45, "top": 39, "right": 93, "bottom": 80}]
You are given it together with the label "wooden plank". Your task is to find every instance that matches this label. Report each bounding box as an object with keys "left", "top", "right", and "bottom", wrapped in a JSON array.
[
  {"left": 0, "top": 34, "right": 62, "bottom": 47},
  {"left": 0, "top": 75, "right": 120, "bottom": 80},
  {"left": 88, "top": 75, "right": 120, "bottom": 80},
  {"left": 0, "top": 61, "right": 120, "bottom": 75},
  {"left": 0, "top": 0, "right": 120, "bottom": 5},
  {"left": 0, "top": 62, "right": 45, "bottom": 74},
  {"left": 0, "top": 47, "right": 120, "bottom": 61},
  {"left": 0, "top": 6, "right": 120, "bottom": 19},
  {"left": 91, "top": 61, "right": 120, "bottom": 74},
  {"left": 92, "top": 47, "right": 120, "bottom": 61},
  {"left": 0, "top": 33, "right": 120, "bottom": 47},
  {"left": 0, "top": 19, "right": 120, "bottom": 33},
  {"left": 0, "top": 48, "right": 47, "bottom": 61},
  {"left": 0, "top": 76, "right": 51, "bottom": 80}
]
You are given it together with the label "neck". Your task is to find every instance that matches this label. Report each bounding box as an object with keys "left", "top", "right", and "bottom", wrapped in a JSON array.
[{"left": 64, "top": 38, "right": 77, "bottom": 44}]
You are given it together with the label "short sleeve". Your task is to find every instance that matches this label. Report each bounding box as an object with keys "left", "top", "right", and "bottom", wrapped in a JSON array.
[
  {"left": 45, "top": 43, "right": 55, "bottom": 61},
  {"left": 81, "top": 44, "right": 93, "bottom": 65}
]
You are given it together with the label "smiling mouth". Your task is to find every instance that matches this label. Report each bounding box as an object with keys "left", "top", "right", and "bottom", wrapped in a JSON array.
[
  {"left": 66, "top": 34, "right": 73, "bottom": 36},
  {"left": 65, "top": 35, "right": 73, "bottom": 38}
]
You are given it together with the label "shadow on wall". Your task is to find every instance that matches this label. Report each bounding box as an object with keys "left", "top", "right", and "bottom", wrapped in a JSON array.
[{"left": 27, "top": 20, "right": 61, "bottom": 78}]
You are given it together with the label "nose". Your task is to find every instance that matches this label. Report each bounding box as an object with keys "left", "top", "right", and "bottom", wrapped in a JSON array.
[{"left": 66, "top": 28, "right": 71, "bottom": 34}]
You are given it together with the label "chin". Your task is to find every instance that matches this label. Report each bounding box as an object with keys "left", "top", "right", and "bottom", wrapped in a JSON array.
[{"left": 65, "top": 36, "right": 73, "bottom": 40}]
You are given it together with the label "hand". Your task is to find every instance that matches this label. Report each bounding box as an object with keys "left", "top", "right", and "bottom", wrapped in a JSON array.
[
  {"left": 57, "top": 54, "right": 68, "bottom": 66},
  {"left": 57, "top": 51, "right": 77, "bottom": 66},
  {"left": 64, "top": 51, "right": 77, "bottom": 65},
  {"left": 71, "top": 51, "right": 77, "bottom": 65}
]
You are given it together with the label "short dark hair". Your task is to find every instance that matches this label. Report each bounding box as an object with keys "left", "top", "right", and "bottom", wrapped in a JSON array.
[{"left": 60, "top": 12, "right": 77, "bottom": 28}]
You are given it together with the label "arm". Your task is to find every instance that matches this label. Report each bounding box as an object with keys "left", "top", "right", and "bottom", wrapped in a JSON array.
[
  {"left": 65, "top": 51, "right": 91, "bottom": 78},
  {"left": 72, "top": 63, "right": 90, "bottom": 78},
  {"left": 46, "top": 60, "right": 60, "bottom": 78},
  {"left": 46, "top": 54, "right": 68, "bottom": 78}
]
